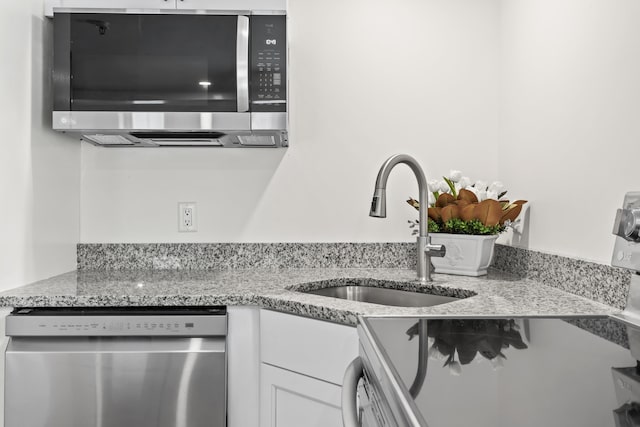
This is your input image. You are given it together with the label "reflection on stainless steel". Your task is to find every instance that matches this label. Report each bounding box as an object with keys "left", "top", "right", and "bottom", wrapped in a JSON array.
[
  {"left": 406, "top": 319, "right": 528, "bottom": 372},
  {"left": 133, "top": 100, "right": 166, "bottom": 104},
  {"left": 53, "top": 111, "right": 252, "bottom": 131},
  {"left": 369, "top": 154, "right": 446, "bottom": 282},
  {"left": 613, "top": 402, "right": 640, "bottom": 427},
  {"left": 303, "top": 285, "right": 459, "bottom": 308},
  {"left": 5, "top": 337, "right": 226, "bottom": 427},
  {"left": 251, "top": 112, "right": 287, "bottom": 130},
  {"left": 4, "top": 308, "right": 227, "bottom": 427},
  {"left": 96, "top": 351, "right": 104, "bottom": 427},
  {"left": 236, "top": 15, "right": 249, "bottom": 113},
  {"left": 176, "top": 338, "right": 204, "bottom": 427},
  {"left": 52, "top": 111, "right": 288, "bottom": 147},
  {"left": 612, "top": 323, "right": 640, "bottom": 427},
  {"left": 408, "top": 319, "right": 429, "bottom": 398},
  {"left": 613, "top": 372, "right": 640, "bottom": 427},
  {"left": 358, "top": 316, "right": 637, "bottom": 427}
]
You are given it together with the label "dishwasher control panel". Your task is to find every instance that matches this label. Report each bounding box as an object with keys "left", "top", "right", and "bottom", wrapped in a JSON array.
[{"left": 6, "top": 307, "right": 227, "bottom": 337}]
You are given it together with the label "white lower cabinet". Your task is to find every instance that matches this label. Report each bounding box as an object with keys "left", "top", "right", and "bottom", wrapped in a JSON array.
[
  {"left": 261, "top": 363, "right": 343, "bottom": 427},
  {"left": 259, "top": 309, "right": 359, "bottom": 427}
]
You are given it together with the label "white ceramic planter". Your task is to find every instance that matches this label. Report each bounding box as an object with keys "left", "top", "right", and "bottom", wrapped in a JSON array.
[{"left": 429, "top": 233, "right": 499, "bottom": 276}]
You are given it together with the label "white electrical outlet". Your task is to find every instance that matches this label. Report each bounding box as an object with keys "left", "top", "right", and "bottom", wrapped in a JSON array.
[{"left": 178, "top": 202, "right": 197, "bottom": 232}]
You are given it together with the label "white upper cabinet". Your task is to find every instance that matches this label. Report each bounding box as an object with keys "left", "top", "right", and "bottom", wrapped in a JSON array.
[
  {"left": 176, "top": 0, "right": 285, "bottom": 11},
  {"left": 46, "top": 0, "right": 175, "bottom": 16},
  {"left": 45, "top": 0, "right": 286, "bottom": 16}
]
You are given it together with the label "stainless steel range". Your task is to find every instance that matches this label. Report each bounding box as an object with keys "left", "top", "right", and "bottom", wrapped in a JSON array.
[
  {"left": 611, "top": 191, "right": 640, "bottom": 327},
  {"left": 343, "top": 191, "right": 640, "bottom": 427},
  {"left": 4, "top": 306, "right": 227, "bottom": 427}
]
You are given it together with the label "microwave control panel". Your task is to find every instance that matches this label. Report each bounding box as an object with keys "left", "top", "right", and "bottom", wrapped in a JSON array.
[{"left": 250, "top": 15, "right": 287, "bottom": 112}]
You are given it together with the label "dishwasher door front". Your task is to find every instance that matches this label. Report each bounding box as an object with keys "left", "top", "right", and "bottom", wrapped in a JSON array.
[{"left": 5, "top": 336, "right": 226, "bottom": 427}]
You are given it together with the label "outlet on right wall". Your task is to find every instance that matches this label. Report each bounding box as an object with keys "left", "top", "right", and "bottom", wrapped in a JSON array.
[{"left": 498, "top": 0, "right": 640, "bottom": 264}]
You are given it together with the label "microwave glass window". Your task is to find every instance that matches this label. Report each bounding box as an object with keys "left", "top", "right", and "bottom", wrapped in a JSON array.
[{"left": 68, "top": 14, "right": 238, "bottom": 111}]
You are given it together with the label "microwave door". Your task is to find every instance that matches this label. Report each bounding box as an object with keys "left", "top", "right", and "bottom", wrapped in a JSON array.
[{"left": 59, "top": 13, "right": 242, "bottom": 113}]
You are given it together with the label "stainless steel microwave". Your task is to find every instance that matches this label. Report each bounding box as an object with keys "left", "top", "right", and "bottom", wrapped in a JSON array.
[{"left": 52, "top": 11, "right": 288, "bottom": 147}]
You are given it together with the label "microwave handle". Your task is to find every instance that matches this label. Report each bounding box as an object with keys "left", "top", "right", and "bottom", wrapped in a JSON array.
[
  {"left": 342, "top": 357, "right": 364, "bottom": 427},
  {"left": 237, "top": 15, "right": 250, "bottom": 113}
]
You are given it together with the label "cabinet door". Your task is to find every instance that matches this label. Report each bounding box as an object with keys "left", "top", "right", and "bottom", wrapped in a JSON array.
[
  {"left": 260, "top": 309, "right": 358, "bottom": 385},
  {"left": 175, "top": 0, "right": 286, "bottom": 10},
  {"left": 260, "top": 363, "right": 344, "bottom": 427}
]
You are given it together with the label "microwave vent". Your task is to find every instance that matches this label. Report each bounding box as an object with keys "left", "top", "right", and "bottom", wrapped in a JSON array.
[
  {"left": 82, "top": 134, "right": 134, "bottom": 145},
  {"left": 238, "top": 135, "right": 276, "bottom": 146},
  {"left": 150, "top": 139, "right": 223, "bottom": 147}
]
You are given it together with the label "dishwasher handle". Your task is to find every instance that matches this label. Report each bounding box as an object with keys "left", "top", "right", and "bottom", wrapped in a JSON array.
[{"left": 342, "top": 356, "right": 364, "bottom": 427}]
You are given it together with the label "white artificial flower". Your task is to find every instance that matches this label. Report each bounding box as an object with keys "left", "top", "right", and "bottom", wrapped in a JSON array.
[
  {"left": 438, "top": 180, "right": 450, "bottom": 193},
  {"left": 448, "top": 170, "right": 463, "bottom": 182},
  {"left": 428, "top": 343, "right": 446, "bottom": 361},
  {"left": 488, "top": 181, "right": 505, "bottom": 196},
  {"left": 487, "top": 190, "right": 499, "bottom": 200},
  {"left": 448, "top": 361, "right": 462, "bottom": 376},
  {"left": 490, "top": 355, "right": 505, "bottom": 370},
  {"left": 458, "top": 176, "right": 471, "bottom": 189},
  {"left": 428, "top": 179, "right": 440, "bottom": 192},
  {"left": 476, "top": 190, "right": 487, "bottom": 201},
  {"left": 428, "top": 192, "right": 436, "bottom": 206},
  {"left": 474, "top": 180, "right": 488, "bottom": 191}
]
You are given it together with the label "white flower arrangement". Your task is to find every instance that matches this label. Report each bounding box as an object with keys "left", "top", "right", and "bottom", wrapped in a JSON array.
[
  {"left": 407, "top": 170, "right": 527, "bottom": 236},
  {"left": 434, "top": 170, "right": 507, "bottom": 206}
]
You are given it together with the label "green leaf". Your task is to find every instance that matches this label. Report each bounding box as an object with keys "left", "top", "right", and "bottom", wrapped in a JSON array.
[
  {"left": 442, "top": 176, "right": 457, "bottom": 198},
  {"left": 437, "top": 218, "right": 504, "bottom": 235}
]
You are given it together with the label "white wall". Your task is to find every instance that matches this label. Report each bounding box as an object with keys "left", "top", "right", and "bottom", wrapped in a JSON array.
[
  {"left": 0, "top": 0, "right": 81, "bottom": 291},
  {"left": 79, "top": 0, "right": 502, "bottom": 243},
  {"left": 499, "top": 0, "right": 640, "bottom": 263},
  {"left": 78, "top": 0, "right": 639, "bottom": 264}
]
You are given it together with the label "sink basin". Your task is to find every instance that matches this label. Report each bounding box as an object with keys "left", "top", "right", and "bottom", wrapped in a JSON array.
[{"left": 300, "top": 284, "right": 463, "bottom": 308}]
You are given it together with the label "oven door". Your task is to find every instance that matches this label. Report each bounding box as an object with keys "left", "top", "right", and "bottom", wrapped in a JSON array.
[
  {"left": 53, "top": 13, "right": 247, "bottom": 113},
  {"left": 5, "top": 336, "right": 226, "bottom": 427}
]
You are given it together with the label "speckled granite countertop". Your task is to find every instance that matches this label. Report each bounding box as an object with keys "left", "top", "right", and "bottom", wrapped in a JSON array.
[{"left": 0, "top": 268, "right": 619, "bottom": 325}]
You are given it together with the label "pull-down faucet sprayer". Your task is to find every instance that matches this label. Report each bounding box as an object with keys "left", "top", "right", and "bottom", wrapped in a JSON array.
[{"left": 369, "top": 154, "right": 446, "bottom": 282}]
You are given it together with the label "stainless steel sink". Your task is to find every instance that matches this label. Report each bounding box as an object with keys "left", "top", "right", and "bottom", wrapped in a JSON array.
[{"left": 301, "top": 285, "right": 460, "bottom": 308}]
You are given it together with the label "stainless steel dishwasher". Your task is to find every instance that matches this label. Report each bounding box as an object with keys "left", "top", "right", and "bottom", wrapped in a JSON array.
[{"left": 4, "top": 306, "right": 227, "bottom": 427}]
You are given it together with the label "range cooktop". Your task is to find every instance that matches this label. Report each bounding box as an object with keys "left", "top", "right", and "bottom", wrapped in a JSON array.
[{"left": 358, "top": 315, "right": 640, "bottom": 427}]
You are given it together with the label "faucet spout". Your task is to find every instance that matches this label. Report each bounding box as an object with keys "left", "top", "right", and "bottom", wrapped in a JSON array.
[
  {"left": 369, "top": 154, "right": 446, "bottom": 282},
  {"left": 370, "top": 188, "right": 387, "bottom": 218}
]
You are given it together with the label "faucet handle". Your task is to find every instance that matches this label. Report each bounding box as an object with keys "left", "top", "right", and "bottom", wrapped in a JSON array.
[{"left": 425, "top": 243, "right": 446, "bottom": 258}]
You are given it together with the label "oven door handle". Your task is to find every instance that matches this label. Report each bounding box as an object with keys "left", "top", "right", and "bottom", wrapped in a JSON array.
[
  {"left": 236, "top": 15, "right": 250, "bottom": 112},
  {"left": 342, "top": 356, "right": 364, "bottom": 427}
]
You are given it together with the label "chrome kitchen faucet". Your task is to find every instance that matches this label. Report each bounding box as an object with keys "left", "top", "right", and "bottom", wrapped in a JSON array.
[{"left": 369, "top": 154, "right": 446, "bottom": 282}]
